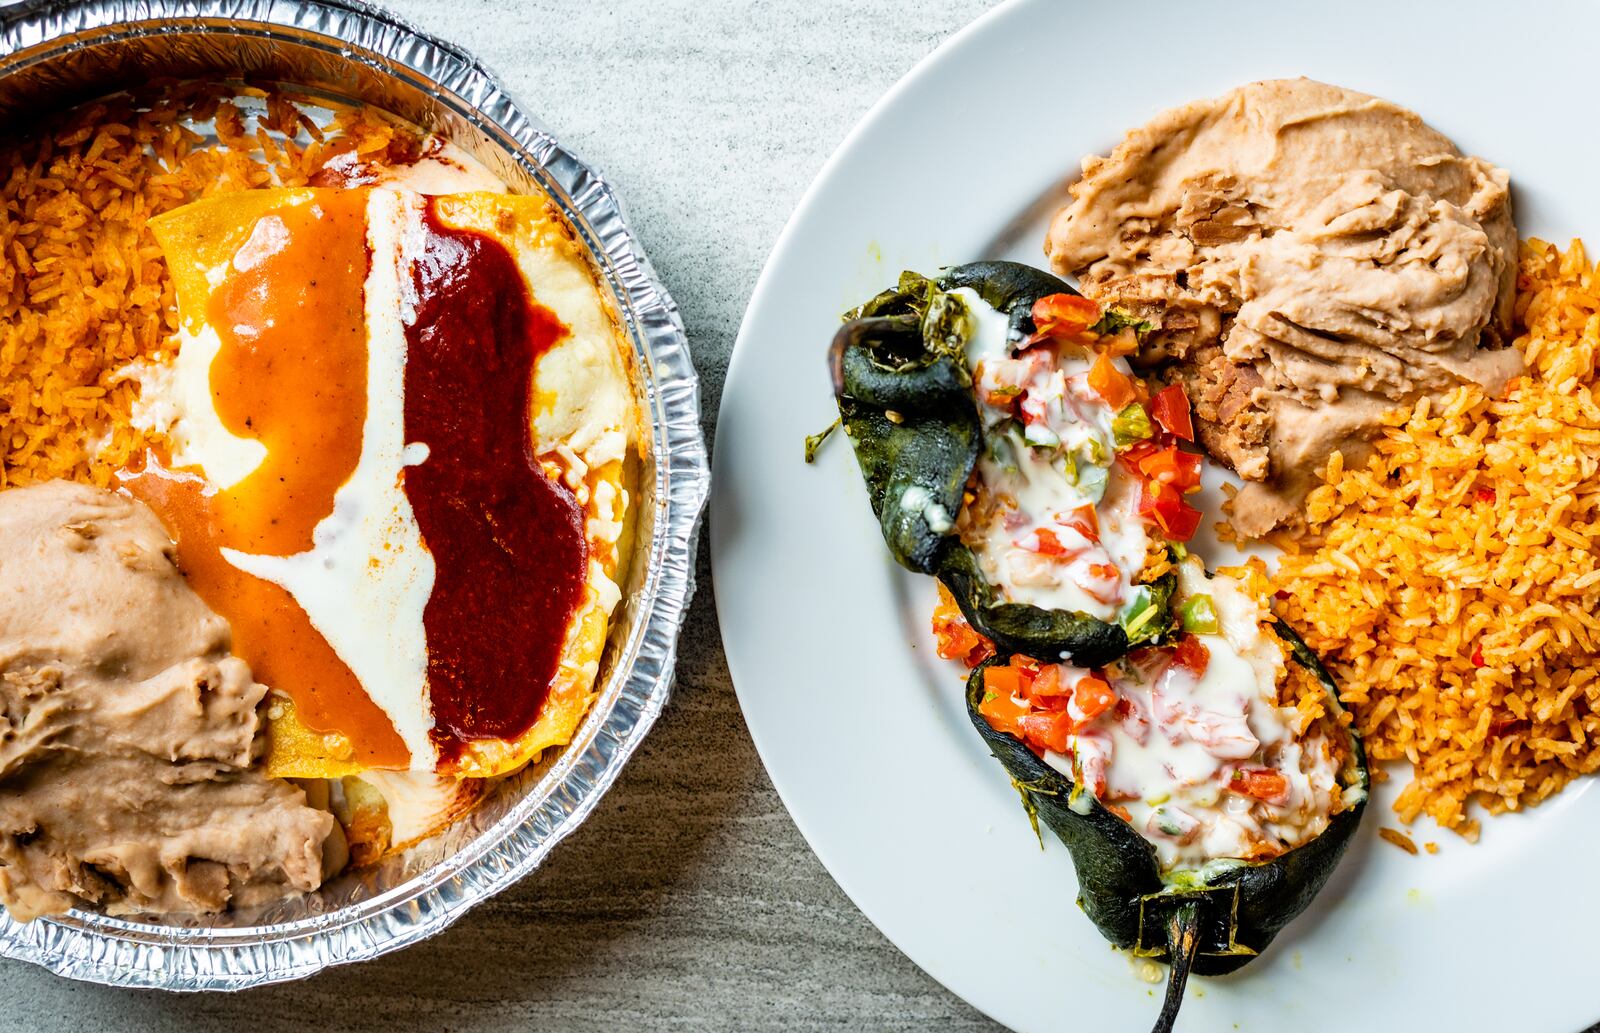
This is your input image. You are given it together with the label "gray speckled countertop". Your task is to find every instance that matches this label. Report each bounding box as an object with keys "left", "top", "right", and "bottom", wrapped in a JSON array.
[{"left": 0, "top": 1, "right": 1003, "bottom": 1030}]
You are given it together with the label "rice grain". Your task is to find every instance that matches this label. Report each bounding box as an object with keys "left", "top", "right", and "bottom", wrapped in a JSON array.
[{"left": 1272, "top": 239, "right": 1600, "bottom": 840}]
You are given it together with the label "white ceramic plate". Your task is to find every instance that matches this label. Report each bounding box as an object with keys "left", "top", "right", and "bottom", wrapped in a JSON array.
[{"left": 712, "top": 1, "right": 1600, "bottom": 1030}]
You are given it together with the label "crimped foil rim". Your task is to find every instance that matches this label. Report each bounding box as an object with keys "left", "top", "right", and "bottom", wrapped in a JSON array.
[{"left": 0, "top": 0, "right": 709, "bottom": 990}]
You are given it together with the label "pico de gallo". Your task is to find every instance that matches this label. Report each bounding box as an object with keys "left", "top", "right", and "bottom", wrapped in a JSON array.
[
  {"left": 937, "top": 556, "right": 1355, "bottom": 872},
  {"left": 950, "top": 286, "right": 1203, "bottom": 636}
]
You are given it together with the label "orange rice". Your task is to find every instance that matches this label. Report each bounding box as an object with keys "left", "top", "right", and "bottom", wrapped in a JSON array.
[
  {"left": 0, "top": 83, "right": 419, "bottom": 489},
  {"left": 1271, "top": 238, "right": 1600, "bottom": 840}
]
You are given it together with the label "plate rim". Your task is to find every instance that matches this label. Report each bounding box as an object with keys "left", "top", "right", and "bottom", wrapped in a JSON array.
[{"left": 713, "top": 1, "right": 1031, "bottom": 1027}]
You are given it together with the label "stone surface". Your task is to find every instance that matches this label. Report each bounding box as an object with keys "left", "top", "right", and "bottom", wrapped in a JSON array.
[{"left": 0, "top": 0, "right": 1002, "bottom": 1029}]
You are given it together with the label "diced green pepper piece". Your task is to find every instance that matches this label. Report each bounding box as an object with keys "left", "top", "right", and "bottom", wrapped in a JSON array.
[
  {"left": 1122, "top": 589, "right": 1156, "bottom": 633},
  {"left": 1060, "top": 448, "right": 1078, "bottom": 485},
  {"left": 1024, "top": 421, "right": 1061, "bottom": 449},
  {"left": 1180, "top": 594, "right": 1220, "bottom": 635},
  {"left": 1113, "top": 402, "right": 1153, "bottom": 447}
]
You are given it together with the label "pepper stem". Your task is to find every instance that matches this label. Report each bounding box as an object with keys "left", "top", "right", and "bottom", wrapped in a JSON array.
[{"left": 1150, "top": 900, "right": 1201, "bottom": 1033}]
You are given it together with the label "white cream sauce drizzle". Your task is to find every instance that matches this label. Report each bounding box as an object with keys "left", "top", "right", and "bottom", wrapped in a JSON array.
[
  {"left": 1040, "top": 558, "right": 1342, "bottom": 871},
  {"left": 218, "top": 190, "right": 438, "bottom": 769}
]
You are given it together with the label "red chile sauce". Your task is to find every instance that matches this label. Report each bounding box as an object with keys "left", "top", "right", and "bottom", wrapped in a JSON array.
[{"left": 404, "top": 199, "right": 588, "bottom": 761}]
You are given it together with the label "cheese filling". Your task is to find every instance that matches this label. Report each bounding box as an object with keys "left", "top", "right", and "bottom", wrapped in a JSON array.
[{"left": 953, "top": 288, "right": 1151, "bottom": 625}]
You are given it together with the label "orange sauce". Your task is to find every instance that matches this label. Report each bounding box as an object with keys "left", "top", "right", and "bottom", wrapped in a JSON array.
[{"left": 125, "top": 189, "right": 408, "bottom": 769}]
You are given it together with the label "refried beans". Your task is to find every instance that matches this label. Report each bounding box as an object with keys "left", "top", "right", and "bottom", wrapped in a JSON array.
[
  {"left": 1045, "top": 78, "right": 1522, "bottom": 535},
  {"left": 0, "top": 481, "right": 345, "bottom": 921}
]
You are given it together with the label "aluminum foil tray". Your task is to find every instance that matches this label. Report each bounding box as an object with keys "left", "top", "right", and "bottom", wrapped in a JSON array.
[{"left": 0, "top": 0, "right": 709, "bottom": 991}]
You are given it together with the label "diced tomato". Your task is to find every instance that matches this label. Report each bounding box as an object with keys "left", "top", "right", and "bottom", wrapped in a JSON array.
[
  {"left": 1001, "top": 656, "right": 1042, "bottom": 695},
  {"left": 1474, "top": 487, "right": 1496, "bottom": 504},
  {"left": 1080, "top": 568, "right": 1122, "bottom": 606},
  {"left": 932, "top": 585, "right": 994, "bottom": 668},
  {"left": 1165, "top": 504, "right": 1202, "bottom": 541},
  {"left": 1032, "top": 694, "right": 1071, "bottom": 715},
  {"left": 1061, "top": 504, "right": 1100, "bottom": 543},
  {"left": 1028, "top": 663, "right": 1068, "bottom": 698},
  {"left": 934, "top": 619, "right": 992, "bottom": 667},
  {"left": 1088, "top": 353, "right": 1137, "bottom": 411},
  {"left": 933, "top": 619, "right": 978, "bottom": 661},
  {"left": 1230, "top": 767, "right": 1289, "bottom": 804},
  {"left": 1114, "top": 694, "right": 1151, "bottom": 744},
  {"left": 1073, "top": 733, "right": 1112, "bottom": 795},
  {"left": 1116, "top": 438, "right": 1162, "bottom": 473},
  {"left": 978, "top": 687, "right": 1029, "bottom": 739},
  {"left": 1123, "top": 647, "right": 1167, "bottom": 681},
  {"left": 1162, "top": 447, "right": 1203, "bottom": 490},
  {"left": 1030, "top": 293, "right": 1100, "bottom": 343},
  {"left": 1148, "top": 384, "right": 1195, "bottom": 442},
  {"left": 982, "top": 385, "right": 1022, "bottom": 408},
  {"left": 1137, "top": 478, "right": 1203, "bottom": 542},
  {"left": 1098, "top": 332, "right": 1140, "bottom": 359},
  {"left": 1073, "top": 676, "right": 1116, "bottom": 722},
  {"left": 1174, "top": 449, "right": 1204, "bottom": 491},
  {"left": 1017, "top": 710, "right": 1073, "bottom": 754},
  {"left": 1136, "top": 444, "right": 1203, "bottom": 494},
  {"left": 1106, "top": 803, "right": 1133, "bottom": 822},
  {"left": 1033, "top": 527, "right": 1074, "bottom": 558},
  {"left": 981, "top": 656, "right": 1100, "bottom": 753},
  {"left": 982, "top": 664, "right": 1024, "bottom": 700},
  {"left": 1170, "top": 634, "right": 1210, "bottom": 678},
  {"left": 1471, "top": 643, "right": 1486, "bottom": 668}
]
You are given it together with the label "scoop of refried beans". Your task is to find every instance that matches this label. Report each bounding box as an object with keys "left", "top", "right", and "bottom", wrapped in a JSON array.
[
  {"left": 1045, "top": 78, "right": 1521, "bottom": 536},
  {"left": 0, "top": 480, "right": 345, "bottom": 921}
]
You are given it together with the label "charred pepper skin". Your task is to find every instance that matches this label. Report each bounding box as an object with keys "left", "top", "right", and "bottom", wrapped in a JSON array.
[
  {"left": 829, "top": 261, "right": 1173, "bottom": 669},
  {"left": 965, "top": 621, "right": 1369, "bottom": 1033},
  {"left": 829, "top": 260, "right": 1369, "bottom": 1031}
]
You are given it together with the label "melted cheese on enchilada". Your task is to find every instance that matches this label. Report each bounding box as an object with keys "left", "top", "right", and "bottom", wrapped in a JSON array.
[{"left": 128, "top": 187, "right": 639, "bottom": 781}]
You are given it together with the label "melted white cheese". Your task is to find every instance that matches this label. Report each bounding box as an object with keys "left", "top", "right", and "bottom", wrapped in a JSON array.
[
  {"left": 353, "top": 769, "right": 476, "bottom": 847},
  {"left": 956, "top": 285, "right": 1014, "bottom": 367},
  {"left": 900, "top": 484, "right": 954, "bottom": 534},
  {"left": 139, "top": 324, "right": 267, "bottom": 490},
  {"left": 371, "top": 141, "right": 507, "bottom": 195}
]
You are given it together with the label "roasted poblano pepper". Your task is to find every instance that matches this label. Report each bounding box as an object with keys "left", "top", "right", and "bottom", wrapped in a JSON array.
[
  {"left": 967, "top": 618, "right": 1368, "bottom": 1033},
  {"left": 828, "top": 261, "right": 1174, "bottom": 668}
]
